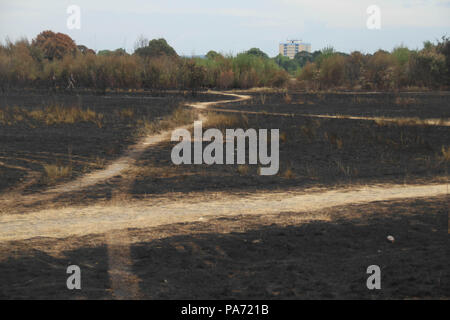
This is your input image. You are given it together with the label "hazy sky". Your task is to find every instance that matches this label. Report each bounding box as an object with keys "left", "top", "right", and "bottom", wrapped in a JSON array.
[{"left": 0, "top": 0, "right": 449, "bottom": 56}]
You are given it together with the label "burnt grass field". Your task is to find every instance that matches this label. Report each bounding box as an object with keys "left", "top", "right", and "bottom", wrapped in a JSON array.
[
  {"left": 28, "top": 91, "right": 449, "bottom": 206},
  {"left": 128, "top": 91, "right": 450, "bottom": 198},
  {"left": 0, "top": 90, "right": 223, "bottom": 194},
  {"left": 0, "top": 90, "right": 448, "bottom": 299},
  {"left": 0, "top": 196, "right": 448, "bottom": 299}
]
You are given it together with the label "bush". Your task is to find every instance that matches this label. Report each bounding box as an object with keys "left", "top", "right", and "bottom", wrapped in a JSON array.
[{"left": 317, "top": 55, "right": 346, "bottom": 88}]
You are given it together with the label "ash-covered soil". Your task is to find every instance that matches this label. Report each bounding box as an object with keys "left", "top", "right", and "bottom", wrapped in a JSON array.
[{"left": 0, "top": 196, "right": 447, "bottom": 299}]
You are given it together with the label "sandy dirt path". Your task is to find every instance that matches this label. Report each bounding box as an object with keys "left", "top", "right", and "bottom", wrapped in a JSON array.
[
  {"left": 0, "top": 182, "right": 447, "bottom": 242},
  {"left": 206, "top": 107, "right": 450, "bottom": 126}
]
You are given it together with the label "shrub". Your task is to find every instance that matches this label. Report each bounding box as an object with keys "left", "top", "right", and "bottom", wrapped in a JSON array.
[{"left": 318, "top": 55, "right": 346, "bottom": 88}]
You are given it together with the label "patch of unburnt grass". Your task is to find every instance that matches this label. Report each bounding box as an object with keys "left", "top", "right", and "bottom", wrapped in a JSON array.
[
  {"left": 136, "top": 106, "right": 197, "bottom": 136},
  {"left": 205, "top": 112, "right": 249, "bottom": 130},
  {"left": 0, "top": 105, "right": 104, "bottom": 127},
  {"left": 42, "top": 163, "right": 72, "bottom": 184}
]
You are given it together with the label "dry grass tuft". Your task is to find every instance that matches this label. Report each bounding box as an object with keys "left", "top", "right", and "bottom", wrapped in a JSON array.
[
  {"left": 259, "top": 93, "right": 267, "bottom": 105},
  {"left": 296, "top": 97, "right": 305, "bottom": 105},
  {"left": 0, "top": 105, "right": 104, "bottom": 127},
  {"left": 395, "top": 96, "right": 417, "bottom": 106},
  {"left": 42, "top": 164, "right": 72, "bottom": 183},
  {"left": 324, "top": 131, "right": 343, "bottom": 149},
  {"left": 237, "top": 165, "right": 250, "bottom": 175},
  {"left": 119, "top": 108, "right": 134, "bottom": 119},
  {"left": 138, "top": 107, "right": 197, "bottom": 135},
  {"left": 283, "top": 93, "right": 292, "bottom": 104},
  {"left": 206, "top": 112, "right": 248, "bottom": 129},
  {"left": 281, "top": 167, "right": 295, "bottom": 179},
  {"left": 336, "top": 137, "right": 343, "bottom": 150},
  {"left": 300, "top": 125, "right": 316, "bottom": 142},
  {"left": 238, "top": 87, "right": 286, "bottom": 94},
  {"left": 441, "top": 145, "right": 450, "bottom": 162},
  {"left": 334, "top": 159, "right": 351, "bottom": 177},
  {"left": 92, "top": 156, "right": 106, "bottom": 169}
]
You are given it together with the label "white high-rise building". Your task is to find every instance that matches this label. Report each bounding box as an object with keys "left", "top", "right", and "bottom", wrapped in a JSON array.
[{"left": 279, "top": 40, "right": 311, "bottom": 59}]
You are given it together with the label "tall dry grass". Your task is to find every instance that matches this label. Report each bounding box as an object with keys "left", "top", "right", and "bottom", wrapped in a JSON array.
[
  {"left": 42, "top": 163, "right": 72, "bottom": 183},
  {"left": 137, "top": 106, "right": 197, "bottom": 135},
  {"left": 0, "top": 105, "right": 104, "bottom": 127},
  {"left": 205, "top": 112, "right": 249, "bottom": 129}
]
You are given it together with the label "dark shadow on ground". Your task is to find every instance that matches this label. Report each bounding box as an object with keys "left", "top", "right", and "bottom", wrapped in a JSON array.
[{"left": 0, "top": 196, "right": 447, "bottom": 299}]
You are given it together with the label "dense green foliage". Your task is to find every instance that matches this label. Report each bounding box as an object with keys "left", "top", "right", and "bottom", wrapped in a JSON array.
[
  {"left": 97, "top": 48, "right": 128, "bottom": 57},
  {"left": 134, "top": 38, "right": 178, "bottom": 58},
  {"left": 194, "top": 51, "right": 288, "bottom": 89}
]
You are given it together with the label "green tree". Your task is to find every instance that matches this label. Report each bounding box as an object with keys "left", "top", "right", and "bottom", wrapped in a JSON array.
[
  {"left": 206, "top": 50, "right": 222, "bottom": 60},
  {"left": 274, "top": 54, "right": 299, "bottom": 74},
  {"left": 134, "top": 38, "right": 177, "bottom": 58},
  {"left": 391, "top": 46, "right": 410, "bottom": 66},
  {"left": 436, "top": 36, "right": 450, "bottom": 85},
  {"left": 293, "top": 51, "right": 313, "bottom": 68},
  {"left": 409, "top": 43, "right": 446, "bottom": 88},
  {"left": 98, "top": 48, "right": 128, "bottom": 56},
  {"left": 245, "top": 48, "right": 269, "bottom": 59}
]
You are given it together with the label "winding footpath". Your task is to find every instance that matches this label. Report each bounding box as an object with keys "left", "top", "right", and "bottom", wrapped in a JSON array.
[{"left": 0, "top": 91, "right": 448, "bottom": 243}]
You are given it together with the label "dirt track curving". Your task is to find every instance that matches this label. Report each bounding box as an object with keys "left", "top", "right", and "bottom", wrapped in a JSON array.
[
  {"left": 0, "top": 91, "right": 250, "bottom": 209},
  {"left": 0, "top": 91, "right": 447, "bottom": 243},
  {"left": 0, "top": 182, "right": 447, "bottom": 242}
]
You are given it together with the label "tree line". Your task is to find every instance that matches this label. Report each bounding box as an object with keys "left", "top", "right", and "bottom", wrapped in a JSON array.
[
  {"left": 0, "top": 31, "right": 288, "bottom": 92},
  {"left": 275, "top": 39, "right": 450, "bottom": 90},
  {"left": 0, "top": 30, "right": 448, "bottom": 92}
]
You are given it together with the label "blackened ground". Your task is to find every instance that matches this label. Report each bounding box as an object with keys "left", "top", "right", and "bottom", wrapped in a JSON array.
[
  {"left": 217, "top": 91, "right": 450, "bottom": 119},
  {"left": 126, "top": 92, "right": 449, "bottom": 197},
  {"left": 0, "top": 196, "right": 447, "bottom": 299},
  {"left": 0, "top": 90, "right": 226, "bottom": 193},
  {"left": 28, "top": 91, "right": 449, "bottom": 208}
]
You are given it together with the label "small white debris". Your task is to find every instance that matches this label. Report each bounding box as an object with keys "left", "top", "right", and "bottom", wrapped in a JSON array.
[{"left": 387, "top": 235, "right": 395, "bottom": 243}]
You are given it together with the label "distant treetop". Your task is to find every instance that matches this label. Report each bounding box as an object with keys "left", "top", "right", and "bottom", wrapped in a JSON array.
[
  {"left": 98, "top": 48, "right": 128, "bottom": 56},
  {"left": 134, "top": 38, "right": 177, "bottom": 58},
  {"left": 77, "top": 45, "right": 96, "bottom": 56},
  {"left": 245, "top": 48, "right": 269, "bottom": 59},
  {"left": 32, "top": 30, "right": 77, "bottom": 60},
  {"left": 206, "top": 50, "right": 222, "bottom": 59}
]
